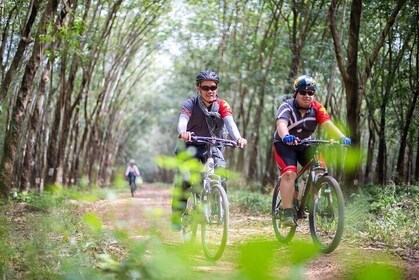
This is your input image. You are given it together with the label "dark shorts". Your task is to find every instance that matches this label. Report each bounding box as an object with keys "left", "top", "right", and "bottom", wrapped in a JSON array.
[
  {"left": 176, "top": 143, "right": 226, "bottom": 168},
  {"left": 176, "top": 143, "right": 208, "bottom": 163},
  {"left": 273, "top": 141, "right": 312, "bottom": 174}
]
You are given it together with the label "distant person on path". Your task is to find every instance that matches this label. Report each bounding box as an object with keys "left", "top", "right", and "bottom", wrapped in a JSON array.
[
  {"left": 172, "top": 69, "right": 247, "bottom": 231},
  {"left": 273, "top": 75, "right": 351, "bottom": 226},
  {"left": 125, "top": 159, "right": 141, "bottom": 189}
]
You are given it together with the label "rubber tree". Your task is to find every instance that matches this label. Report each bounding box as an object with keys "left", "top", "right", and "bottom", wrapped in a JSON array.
[
  {"left": 0, "top": 0, "right": 59, "bottom": 199},
  {"left": 328, "top": 0, "right": 408, "bottom": 190}
]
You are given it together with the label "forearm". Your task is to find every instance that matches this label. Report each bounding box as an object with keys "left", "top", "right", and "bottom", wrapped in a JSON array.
[
  {"left": 223, "top": 115, "right": 242, "bottom": 141},
  {"left": 177, "top": 114, "right": 190, "bottom": 134},
  {"left": 276, "top": 119, "right": 289, "bottom": 139},
  {"left": 321, "top": 120, "right": 345, "bottom": 138}
]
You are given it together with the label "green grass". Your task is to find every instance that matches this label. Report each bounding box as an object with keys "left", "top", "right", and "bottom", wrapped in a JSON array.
[
  {"left": 345, "top": 184, "right": 419, "bottom": 251},
  {"left": 229, "top": 189, "right": 272, "bottom": 214},
  {"left": 0, "top": 183, "right": 415, "bottom": 279},
  {"left": 229, "top": 183, "right": 418, "bottom": 255}
]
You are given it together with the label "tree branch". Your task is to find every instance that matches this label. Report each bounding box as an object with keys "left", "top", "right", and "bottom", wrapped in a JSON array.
[{"left": 328, "top": 0, "right": 350, "bottom": 82}]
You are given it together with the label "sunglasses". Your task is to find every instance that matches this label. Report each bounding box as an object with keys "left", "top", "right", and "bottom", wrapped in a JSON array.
[
  {"left": 200, "top": 85, "right": 218, "bottom": 91},
  {"left": 299, "top": 90, "right": 315, "bottom": 96}
]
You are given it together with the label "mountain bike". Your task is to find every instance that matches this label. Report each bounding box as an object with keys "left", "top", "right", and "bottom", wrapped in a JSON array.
[
  {"left": 272, "top": 139, "right": 347, "bottom": 254},
  {"left": 181, "top": 135, "right": 237, "bottom": 261}
]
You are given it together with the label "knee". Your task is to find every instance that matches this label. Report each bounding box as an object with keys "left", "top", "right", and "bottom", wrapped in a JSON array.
[{"left": 281, "top": 171, "right": 297, "bottom": 182}]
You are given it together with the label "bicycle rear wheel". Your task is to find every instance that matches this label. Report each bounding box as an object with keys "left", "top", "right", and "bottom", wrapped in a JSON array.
[
  {"left": 201, "top": 184, "right": 229, "bottom": 261},
  {"left": 182, "top": 195, "right": 198, "bottom": 243},
  {"left": 272, "top": 180, "right": 296, "bottom": 243},
  {"left": 309, "top": 176, "right": 345, "bottom": 253}
]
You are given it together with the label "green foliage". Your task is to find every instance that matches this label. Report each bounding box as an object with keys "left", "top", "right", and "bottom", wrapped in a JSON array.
[
  {"left": 237, "top": 240, "right": 276, "bottom": 280},
  {"left": 345, "top": 184, "right": 419, "bottom": 250},
  {"left": 229, "top": 190, "right": 271, "bottom": 214},
  {"left": 10, "top": 191, "right": 63, "bottom": 211},
  {"left": 351, "top": 263, "right": 402, "bottom": 280},
  {"left": 0, "top": 198, "right": 108, "bottom": 278},
  {"left": 156, "top": 150, "right": 203, "bottom": 186},
  {"left": 83, "top": 212, "right": 103, "bottom": 234},
  {"left": 0, "top": 183, "right": 414, "bottom": 279}
]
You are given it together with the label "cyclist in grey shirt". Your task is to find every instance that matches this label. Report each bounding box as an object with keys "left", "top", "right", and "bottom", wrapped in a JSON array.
[{"left": 172, "top": 69, "right": 247, "bottom": 231}]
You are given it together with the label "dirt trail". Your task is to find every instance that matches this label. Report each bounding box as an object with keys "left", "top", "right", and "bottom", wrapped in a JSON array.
[{"left": 93, "top": 184, "right": 418, "bottom": 279}]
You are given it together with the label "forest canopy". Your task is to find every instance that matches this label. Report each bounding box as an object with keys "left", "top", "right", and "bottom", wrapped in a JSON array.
[{"left": 0, "top": 0, "right": 417, "bottom": 198}]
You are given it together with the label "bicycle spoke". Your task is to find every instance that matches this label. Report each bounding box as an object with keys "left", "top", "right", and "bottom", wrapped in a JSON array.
[
  {"left": 309, "top": 176, "right": 345, "bottom": 253},
  {"left": 182, "top": 196, "right": 198, "bottom": 243},
  {"left": 272, "top": 181, "right": 296, "bottom": 243},
  {"left": 202, "top": 184, "right": 229, "bottom": 261}
]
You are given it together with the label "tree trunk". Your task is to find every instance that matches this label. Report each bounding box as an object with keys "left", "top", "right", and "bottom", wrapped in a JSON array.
[
  {"left": 396, "top": 88, "right": 418, "bottom": 184},
  {"left": 0, "top": 0, "right": 58, "bottom": 199},
  {"left": 415, "top": 132, "right": 419, "bottom": 183},
  {"left": 328, "top": 0, "right": 407, "bottom": 191},
  {"left": 0, "top": 0, "right": 42, "bottom": 102},
  {"left": 376, "top": 102, "right": 387, "bottom": 185},
  {"left": 364, "top": 116, "right": 375, "bottom": 184},
  {"left": 19, "top": 61, "right": 51, "bottom": 192}
]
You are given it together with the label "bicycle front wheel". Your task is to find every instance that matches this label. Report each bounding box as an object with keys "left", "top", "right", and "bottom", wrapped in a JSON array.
[
  {"left": 201, "top": 184, "right": 229, "bottom": 261},
  {"left": 272, "top": 180, "right": 296, "bottom": 243},
  {"left": 182, "top": 195, "right": 198, "bottom": 243},
  {"left": 309, "top": 176, "right": 345, "bottom": 253},
  {"left": 130, "top": 182, "right": 136, "bottom": 197}
]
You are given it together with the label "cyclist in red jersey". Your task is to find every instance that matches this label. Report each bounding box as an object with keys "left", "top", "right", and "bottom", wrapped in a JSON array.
[
  {"left": 172, "top": 69, "right": 247, "bottom": 231},
  {"left": 273, "top": 75, "right": 351, "bottom": 226}
]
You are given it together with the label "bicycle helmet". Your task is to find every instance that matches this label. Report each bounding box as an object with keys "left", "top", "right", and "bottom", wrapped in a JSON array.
[
  {"left": 294, "top": 75, "right": 317, "bottom": 92},
  {"left": 129, "top": 159, "right": 135, "bottom": 164},
  {"left": 196, "top": 69, "right": 220, "bottom": 85}
]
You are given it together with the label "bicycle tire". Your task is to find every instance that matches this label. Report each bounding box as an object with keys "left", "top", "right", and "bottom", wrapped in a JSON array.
[
  {"left": 182, "top": 196, "right": 198, "bottom": 243},
  {"left": 272, "top": 180, "right": 296, "bottom": 243},
  {"left": 201, "top": 183, "right": 229, "bottom": 261},
  {"left": 130, "top": 181, "right": 136, "bottom": 197},
  {"left": 309, "top": 175, "right": 345, "bottom": 254}
]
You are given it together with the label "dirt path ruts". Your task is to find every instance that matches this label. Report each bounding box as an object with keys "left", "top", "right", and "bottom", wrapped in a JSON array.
[{"left": 92, "top": 184, "right": 419, "bottom": 280}]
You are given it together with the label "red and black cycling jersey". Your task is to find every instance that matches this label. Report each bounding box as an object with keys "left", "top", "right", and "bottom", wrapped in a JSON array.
[
  {"left": 180, "top": 95, "right": 233, "bottom": 138},
  {"left": 273, "top": 98, "right": 331, "bottom": 142}
]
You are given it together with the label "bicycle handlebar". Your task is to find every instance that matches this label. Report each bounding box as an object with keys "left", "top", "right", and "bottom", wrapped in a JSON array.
[
  {"left": 180, "top": 134, "right": 237, "bottom": 148},
  {"left": 298, "top": 139, "right": 349, "bottom": 147}
]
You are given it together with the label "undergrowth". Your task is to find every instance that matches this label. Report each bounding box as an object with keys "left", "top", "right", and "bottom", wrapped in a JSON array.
[
  {"left": 0, "top": 191, "right": 122, "bottom": 279},
  {"left": 229, "top": 189, "right": 271, "bottom": 214},
  {"left": 230, "top": 182, "right": 418, "bottom": 258},
  {"left": 345, "top": 184, "right": 418, "bottom": 253},
  {"left": 0, "top": 183, "right": 413, "bottom": 279}
]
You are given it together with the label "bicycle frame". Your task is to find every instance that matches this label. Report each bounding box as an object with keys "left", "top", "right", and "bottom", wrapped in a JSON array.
[
  {"left": 192, "top": 137, "right": 235, "bottom": 221},
  {"left": 295, "top": 140, "right": 333, "bottom": 219}
]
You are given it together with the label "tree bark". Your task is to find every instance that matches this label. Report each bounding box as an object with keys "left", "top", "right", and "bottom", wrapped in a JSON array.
[
  {"left": 415, "top": 132, "right": 419, "bottom": 183},
  {"left": 0, "top": 0, "right": 58, "bottom": 199},
  {"left": 364, "top": 116, "right": 375, "bottom": 184},
  {"left": 0, "top": 0, "right": 42, "bottom": 102},
  {"left": 20, "top": 60, "right": 51, "bottom": 192}
]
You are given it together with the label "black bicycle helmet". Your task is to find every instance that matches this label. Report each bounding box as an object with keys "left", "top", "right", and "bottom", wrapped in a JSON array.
[
  {"left": 294, "top": 75, "right": 317, "bottom": 92},
  {"left": 196, "top": 69, "right": 220, "bottom": 85}
]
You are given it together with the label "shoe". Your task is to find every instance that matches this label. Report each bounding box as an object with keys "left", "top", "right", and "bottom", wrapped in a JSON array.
[{"left": 281, "top": 208, "right": 296, "bottom": 227}]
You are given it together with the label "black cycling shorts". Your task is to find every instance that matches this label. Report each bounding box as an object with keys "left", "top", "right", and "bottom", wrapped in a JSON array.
[{"left": 273, "top": 141, "right": 312, "bottom": 174}]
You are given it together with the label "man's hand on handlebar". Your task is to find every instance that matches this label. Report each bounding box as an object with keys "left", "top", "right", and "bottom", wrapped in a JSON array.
[
  {"left": 283, "top": 134, "right": 300, "bottom": 145},
  {"left": 237, "top": 137, "right": 247, "bottom": 149},
  {"left": 340, "top": 136, "right": 351, "bottom": 145},
  {"left": 179, "top": 131, "right": 192, "bottom": 141}
]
